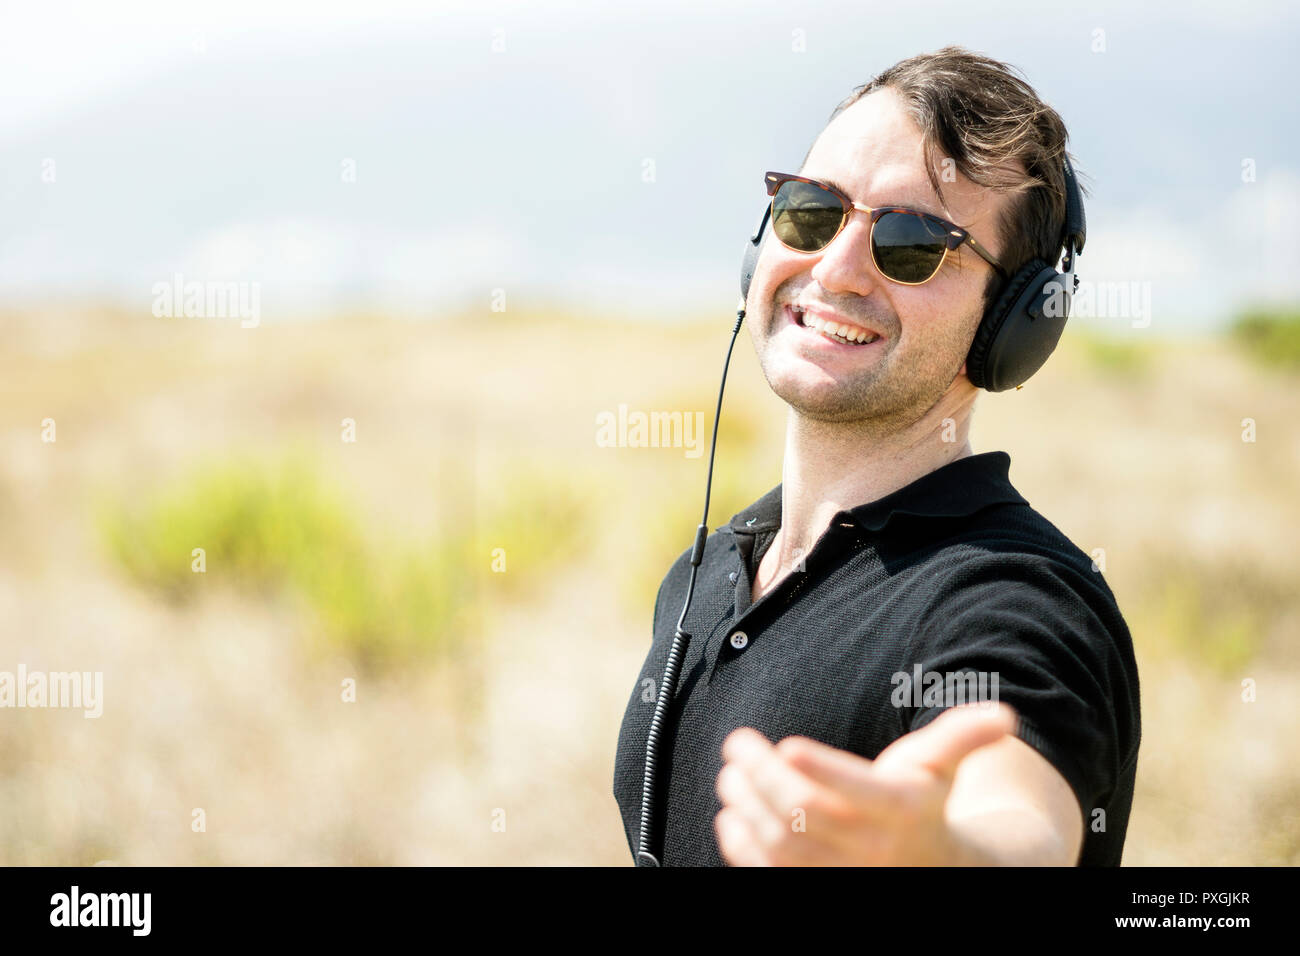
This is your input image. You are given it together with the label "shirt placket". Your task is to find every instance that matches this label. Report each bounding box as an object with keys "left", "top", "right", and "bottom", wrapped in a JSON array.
[{"left": 704, "top": 519, "right": 858, "bottom": 684}]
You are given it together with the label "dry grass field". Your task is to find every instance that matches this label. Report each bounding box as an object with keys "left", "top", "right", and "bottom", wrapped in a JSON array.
[{"left": 1, "top": 303, "right": 1296, "bottom": 865}]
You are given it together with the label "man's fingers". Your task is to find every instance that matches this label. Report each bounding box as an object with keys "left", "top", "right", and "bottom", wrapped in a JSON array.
[
  {"left": 715, "top": 807, "right": 771, "bottom": 866},
  {"left": 718, "top": 729, "right": 845, "bottom": 864},
  {"left": 774, "top": 735, "right": 900, "bottom": 817},
  {"left": 716, "top": 758, "right": 790, "bottom": 847},
  {"left": 721, "top": 727, "right": 827, "bottom": 818},
  {"left": 721, "top": 705, "right": 1017, "bottom": 842},
  {"left": 876, "top": 702, "right": 1018, "bottom": 782}
]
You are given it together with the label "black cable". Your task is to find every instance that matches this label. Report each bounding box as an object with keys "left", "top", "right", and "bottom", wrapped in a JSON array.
[{"left": 635, "top": 303, "right": 746, "bottom": 867}]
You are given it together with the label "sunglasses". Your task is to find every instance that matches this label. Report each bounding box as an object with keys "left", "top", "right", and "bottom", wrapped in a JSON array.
[{"left": 764, "top": 171, "right": 1008, "bottom": 286}]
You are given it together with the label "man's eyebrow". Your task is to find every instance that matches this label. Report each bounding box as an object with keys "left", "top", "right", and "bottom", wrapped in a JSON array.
[{"left": 817, "top": 174, "right": 942, "bottom": 218}]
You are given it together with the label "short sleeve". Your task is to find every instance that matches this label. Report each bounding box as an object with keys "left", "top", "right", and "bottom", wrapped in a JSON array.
[
  {"left": 901, "top": 552, "right": 1139, "bottom": 820},
  {"left": 652, "top": 572, "right": 668, "bottom": 640}
]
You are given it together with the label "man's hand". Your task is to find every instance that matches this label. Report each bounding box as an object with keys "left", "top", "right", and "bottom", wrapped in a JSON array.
[{"left": 714, "top": 702, "right": 1081, "bottom": 866}]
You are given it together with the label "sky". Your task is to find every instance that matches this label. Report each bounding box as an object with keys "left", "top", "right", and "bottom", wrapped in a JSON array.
[{"left": 2, "top": 0, "right": 1298, "bottom": 331}]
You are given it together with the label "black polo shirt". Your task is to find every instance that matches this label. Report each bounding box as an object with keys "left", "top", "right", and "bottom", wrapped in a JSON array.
[{"left": 613, "top": 450, "right": 1141, "bottom": 866}]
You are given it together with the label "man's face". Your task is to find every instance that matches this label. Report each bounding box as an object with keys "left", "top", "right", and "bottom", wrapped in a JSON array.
[{"left": 746, "top": 87, "right": 1013, "bottom": 426}]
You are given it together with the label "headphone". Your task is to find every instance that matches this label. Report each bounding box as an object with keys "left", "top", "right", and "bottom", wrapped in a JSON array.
[
  {"left": 634, "top": 154, "right": 1087, "bottom": 867},
  {"left": 740, "top": 155, "right": 1087, "bottom": 392}
]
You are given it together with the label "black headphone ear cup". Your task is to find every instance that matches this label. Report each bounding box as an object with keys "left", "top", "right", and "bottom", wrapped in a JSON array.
[{"left": 966, "top": 259, "right": 1066, "bottom": 392}]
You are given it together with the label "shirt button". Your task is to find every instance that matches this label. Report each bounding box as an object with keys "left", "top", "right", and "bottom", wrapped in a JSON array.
[
  {"left": 729, "top": 631, "right": 749, "bottom": 650},
  {"left": 728, "top": 571, "right": 738, "bottom": 584}
]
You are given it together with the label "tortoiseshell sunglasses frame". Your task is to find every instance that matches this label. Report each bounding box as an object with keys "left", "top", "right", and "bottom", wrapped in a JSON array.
[{"left": 764, "top": 171, "right": 1009, "bottom": 285}]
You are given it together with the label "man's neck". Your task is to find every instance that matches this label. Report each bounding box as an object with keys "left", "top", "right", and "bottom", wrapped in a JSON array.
[{"left": 771, "top": 389, "right": 977, "bottom": 567}]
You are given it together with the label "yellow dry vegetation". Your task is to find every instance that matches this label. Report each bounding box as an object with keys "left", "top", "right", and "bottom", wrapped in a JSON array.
[{"left": 0, "top": 304, "right": 1295, "bottom": 865}]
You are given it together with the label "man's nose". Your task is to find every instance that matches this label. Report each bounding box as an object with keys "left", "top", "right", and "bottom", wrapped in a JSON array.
[{"left": 809, "top": 210, "right": 880, "bottom": 297}]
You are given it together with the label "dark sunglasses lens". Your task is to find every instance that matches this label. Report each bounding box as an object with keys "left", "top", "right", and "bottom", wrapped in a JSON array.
[
  {"left": 771, "top": 180, "right": 844, "bottom": 252},
  {"left": 871, "top": 211, "right": 950, "bottom": 283}
]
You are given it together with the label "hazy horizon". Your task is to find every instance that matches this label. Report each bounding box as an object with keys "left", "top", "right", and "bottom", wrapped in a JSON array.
[{"left": 4, "top": 0, "right": 1298, "bottom": 330}]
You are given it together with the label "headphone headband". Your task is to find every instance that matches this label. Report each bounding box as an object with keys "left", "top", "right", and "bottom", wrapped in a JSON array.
[
  {"left": 1061, "top": 154, "right": 1086, "bottom": 262},
  {"left": 1048, "top": 153, "right": 1086, "bottom": 323}
]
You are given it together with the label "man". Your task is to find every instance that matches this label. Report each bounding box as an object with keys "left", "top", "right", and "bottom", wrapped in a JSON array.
[{"left": 613, "top": 47, "right": 1140, "bottom": 866}]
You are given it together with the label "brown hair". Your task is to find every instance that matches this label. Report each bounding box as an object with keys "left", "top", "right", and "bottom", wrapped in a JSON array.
[{"left": 815, "top": 46, "right": 1078, "bottom": 305}]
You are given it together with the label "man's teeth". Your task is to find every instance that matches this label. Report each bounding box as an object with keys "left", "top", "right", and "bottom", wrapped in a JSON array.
[{"left": 795, "top": 308, "right": 879, "bottom": 344}]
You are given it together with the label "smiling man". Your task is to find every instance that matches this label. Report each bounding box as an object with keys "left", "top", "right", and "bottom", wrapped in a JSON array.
[{"left": 613, "top": 47, "right": 1141, "bottom": 866}]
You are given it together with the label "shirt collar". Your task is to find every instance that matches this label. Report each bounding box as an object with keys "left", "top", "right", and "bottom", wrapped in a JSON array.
[{"left": 726, "top": 451, "right": 1027, "bottom": 535}]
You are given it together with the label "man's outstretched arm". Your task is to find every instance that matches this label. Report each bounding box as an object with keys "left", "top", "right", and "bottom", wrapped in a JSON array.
[{"left": 714, "top": 703, "right": 1084, "bottom": 866}]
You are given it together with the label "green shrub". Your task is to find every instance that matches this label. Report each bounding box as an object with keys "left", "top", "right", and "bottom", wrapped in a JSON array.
[
  {"left": 1073, "top": 331, "right": 1154, "bottom": 379},
  {"left": 1230, "top": 306, "right": 1300, "bottom": 369},
  {"left": 474, "top": 466, "right": 591, "bottom": 592},
  {"left": 616, "top": 394, "right": 779, "bottom": 619},
  {"left": 97, "top": 452, "right": 587, "bottom": 671},
  {"left": 1122, "top": 551, "right": 1293, "bottom": 677}
]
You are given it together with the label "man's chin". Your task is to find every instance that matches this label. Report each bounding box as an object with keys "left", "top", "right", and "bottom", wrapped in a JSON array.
[
  {"left": 761, "top": 357, "right": 954, "bottom": 427},
  {"left": 766, "top": 375, "right": 888, "bottom": 424}
]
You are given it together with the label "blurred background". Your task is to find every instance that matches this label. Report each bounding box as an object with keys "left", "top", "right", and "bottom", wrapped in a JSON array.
[{"left": 1, "top": 0, "right": 1297, "bottom": 865}]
